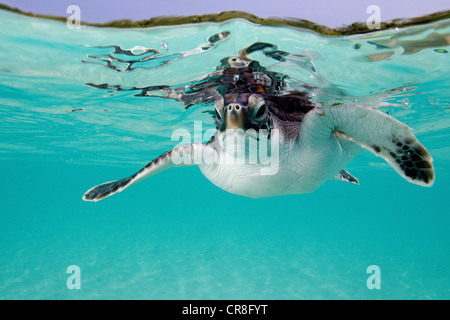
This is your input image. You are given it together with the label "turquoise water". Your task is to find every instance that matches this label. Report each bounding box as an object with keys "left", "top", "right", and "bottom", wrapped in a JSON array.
[{"left": 0, "top": 9, "right": 449, "bottom": 299}]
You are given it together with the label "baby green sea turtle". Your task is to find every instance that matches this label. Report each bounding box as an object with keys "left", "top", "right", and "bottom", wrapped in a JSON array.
[{"left": 83, "top": 43, "right": 434, "bottom": 201}]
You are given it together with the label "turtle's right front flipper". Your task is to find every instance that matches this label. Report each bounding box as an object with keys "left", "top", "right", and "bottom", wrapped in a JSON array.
[{"left": 83, "top": 143, "right": 217, "bottom": 202}]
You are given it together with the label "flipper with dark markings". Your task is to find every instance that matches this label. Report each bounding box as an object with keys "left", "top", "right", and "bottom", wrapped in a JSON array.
[
  {"left": 83, "top": 143, "right": 217, "bottom": 202},
  {"left": 323, "top": 104, "right": 434, "bottom": 186}
]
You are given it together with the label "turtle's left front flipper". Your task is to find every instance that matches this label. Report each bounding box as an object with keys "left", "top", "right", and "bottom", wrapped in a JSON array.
[
  {"left": 83, "top": 143, "right": 217, "bottom": 202},
  {"left": 324, "top": 104, "right": 434, "bottom": 186}
]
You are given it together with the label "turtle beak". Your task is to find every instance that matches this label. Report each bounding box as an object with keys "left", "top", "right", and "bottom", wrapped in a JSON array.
[{"left": 225, "top": 103, "right": 245, "bottom": 129}]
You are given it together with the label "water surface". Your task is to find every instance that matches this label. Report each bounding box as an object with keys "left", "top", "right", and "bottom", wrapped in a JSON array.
[{"left": 0, "top": 9, "right": 449, "bottom": 299}]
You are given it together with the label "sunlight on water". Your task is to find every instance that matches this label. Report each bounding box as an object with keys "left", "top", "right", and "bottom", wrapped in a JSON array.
[{"left": 0, "top": 9, "right": 449, "bottom": 299}]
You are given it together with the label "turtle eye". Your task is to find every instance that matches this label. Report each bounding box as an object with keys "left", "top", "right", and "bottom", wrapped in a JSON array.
[
  {"left": 254, "top": 102, "right": 267, "bottom": 121},
  {"left": 248, "top": 94, "right": 267, "bottom": 121}
]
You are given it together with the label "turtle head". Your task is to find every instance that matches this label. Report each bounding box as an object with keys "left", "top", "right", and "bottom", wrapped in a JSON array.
[{"left": 215, "top": 93, "right": 271, "bottom": 133}]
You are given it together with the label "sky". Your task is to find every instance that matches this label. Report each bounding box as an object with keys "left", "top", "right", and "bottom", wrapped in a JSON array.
[{"left": 1, "top": 0, "right": 448, "bottom": 27}]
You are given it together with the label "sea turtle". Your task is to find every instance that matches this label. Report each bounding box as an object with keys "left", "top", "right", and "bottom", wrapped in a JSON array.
[{"left": 82, "top": 44, "right": 434, "bottom": 201}]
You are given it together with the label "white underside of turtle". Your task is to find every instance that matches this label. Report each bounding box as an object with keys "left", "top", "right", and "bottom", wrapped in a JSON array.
[{"left": 83, "top": 102, "right": 434, "bottom": 202}]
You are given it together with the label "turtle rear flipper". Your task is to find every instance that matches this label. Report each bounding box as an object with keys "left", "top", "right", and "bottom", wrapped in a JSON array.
[
  {"left": 324, "top": 104, "right": 434, "bottom": 187},
  {"left": 334, "top": 169, "right": 360, "bottom": 185},
  {"left": 83, "top": 143, "right": 217, "bottom": 202}
]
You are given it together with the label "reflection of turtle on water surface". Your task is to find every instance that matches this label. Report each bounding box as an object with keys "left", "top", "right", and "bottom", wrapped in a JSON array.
[{"left": 83, "top": 42, "right": 434, "bottom": 201}]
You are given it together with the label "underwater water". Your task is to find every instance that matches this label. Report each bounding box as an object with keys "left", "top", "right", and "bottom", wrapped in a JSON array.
[{"left": 0, "top": 9, "right": 449, "bottom": 299}]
